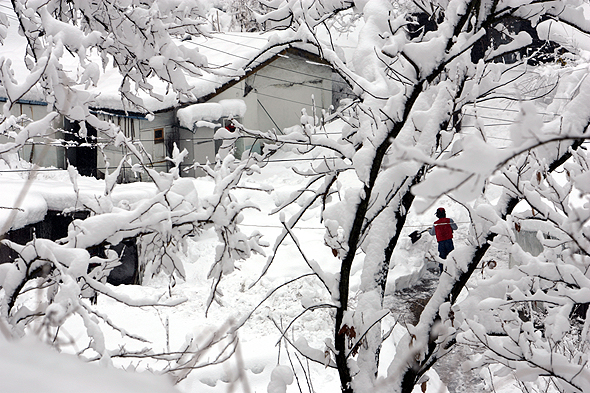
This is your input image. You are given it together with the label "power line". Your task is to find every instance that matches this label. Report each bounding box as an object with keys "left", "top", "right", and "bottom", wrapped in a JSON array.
[
  {"left": 467, "top": 104, "right": 560, "bottom": 117},
  {"left": 196, "top": 55, "right": 348, "bottom": 99},
  {"left": 461, "top": 123, "right": 514, "bottom": 127},
  {"left": 3, "top": 78, "right": 333, "bottom": 124},
  {"left": 221, "top": 32, "right": 272, "bottom": 42},
  {"left": 193, "top": 68, "right": 337, "bottom": 106},
  {"left": 0, "top": 4, "right": 17, "bottom": 21},
  {"left": 0, "top": 167, "right": 65, "bottom": 173},
  {"left": 461, "top": 113, "right": 514, "bottom": 122},
  {"left": 191, "top": 38, "right": 350, "bottom": 87},
  {"left": 239, "top": 223, "right": 324, "bottom": 230},
  {"left": 13, "top": 128, "right": 586, "bottom": 173},
  {"left": 19, "top": 118, "right": 535, "bottom": 147},
  {"left": 183, "top": 79, "right": 330, "bottom": 109}
]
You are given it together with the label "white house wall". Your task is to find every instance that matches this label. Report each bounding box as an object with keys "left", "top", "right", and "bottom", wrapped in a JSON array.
[
  {"left": 178, "top": 120, "right": 231, "bottom": 177},
  {"left": 212, "top": 53, "right": 333, "bottom": 134},
  {"left": 0, "top": 102, "right": 66, "bottom": 169},
  {"left": 193, "top": 125, "right": 217, "bottom": 169},
  {"left": 96, "top": 111, "right": 173, "bottom": 181},
  {"left": 251, "top": 54, "right": 333, "bottom": 133},
  {"left": 138, "top": 112, "right": 174, "bottom": 173}
]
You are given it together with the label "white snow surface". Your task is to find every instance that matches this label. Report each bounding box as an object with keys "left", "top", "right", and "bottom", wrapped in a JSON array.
[
  {"left": 0, "top": 335, "right": 178, "bottom": 393},
  {"left": 177, "top": 99, "right": 247, "bottom": 129}
]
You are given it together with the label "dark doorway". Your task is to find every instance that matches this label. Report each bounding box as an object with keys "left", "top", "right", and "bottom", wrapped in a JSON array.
[
  {"left": 107, "top": 238, "right": 139, "bottom": 285},
  {"left": 1, "top": 211, "right": 140, "bottom": 286},
  {"left": 65, "top": 119, "right": 97, "bottom": 178}
]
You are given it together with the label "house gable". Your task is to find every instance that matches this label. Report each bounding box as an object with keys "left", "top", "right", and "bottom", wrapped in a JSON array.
[{"left": 172, "top": 47, "right": 344, "bottom": 176}]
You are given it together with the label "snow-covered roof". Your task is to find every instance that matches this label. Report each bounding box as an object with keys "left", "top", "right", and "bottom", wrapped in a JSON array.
[
  {"left": 0, "top": 166, "right": 157, "bottom": 234},
  {"left": 0, "top": 18, "right": 325, "bottom": 114}
]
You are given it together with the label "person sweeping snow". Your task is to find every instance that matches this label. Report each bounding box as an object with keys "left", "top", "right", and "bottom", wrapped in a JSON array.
[{"left": 429, "top": 207, "right": 458, "bottom": 273}]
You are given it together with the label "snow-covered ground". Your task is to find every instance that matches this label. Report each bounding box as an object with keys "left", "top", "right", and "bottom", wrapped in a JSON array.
[
  {"left": 0, "top": 112, "right": 534, "bottom": 393},
  {"left": 82, "top": 151, "right": 462, "bottom": 393},
  {"left": 0, "top": 147, "right": 467, "bottom": 393},
  {"left": 0, "top": 148, "right": 523, "bottom": 393}
]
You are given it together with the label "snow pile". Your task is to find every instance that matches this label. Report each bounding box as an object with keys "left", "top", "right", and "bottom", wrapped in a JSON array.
[
  {"left": 0, "top": 336, "right": 178, "bottom": 393},
  {"left": 267, "top": 366, "right": 294, "bottom": 393},
  {"left": 177, "top": 99, "right": 247, "bottom": 129}
]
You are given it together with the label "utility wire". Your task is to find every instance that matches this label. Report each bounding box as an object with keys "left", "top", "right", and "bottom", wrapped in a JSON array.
[
  {"left": 0, "top": 5, "right": 17, "bottom": 21},
  {"left": 199, "top": 59, "right": 340, "bottom": 97},
  {"left": 222, "top": 32, "right": 272, "bottom": 41},
  {"left": 0, "top": 156, "right": 341, "bottom": 173},
  {"left": 461, "top": 113, "right": 514, "bottom": 122},
  {"left": 461, "top": 123, "right": 514, "bottom": 127},
  {"left": 467, "top": 104, "right": 561, "bottom": 117},
  {"left": 191, "top": 38, "right": 350, "bottom": 87},
  {"left": 19, "top": 119, "right": 542, "bottom": 147},
  {"left": 239, "top": 223, "right": 325, "bottom": 230}
]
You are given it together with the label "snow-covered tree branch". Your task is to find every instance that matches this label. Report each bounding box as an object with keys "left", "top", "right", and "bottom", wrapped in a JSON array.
[
  {"left": 3, "top": 0, "right": 590, "bottom": 391},
  {"left": 223, "top": 1, "right": 590, "bottom": 392}
]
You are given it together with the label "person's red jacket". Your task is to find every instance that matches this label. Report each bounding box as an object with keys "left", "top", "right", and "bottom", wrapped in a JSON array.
[{"left": 430, "top": 217, "right": 457, "bottom": 241}]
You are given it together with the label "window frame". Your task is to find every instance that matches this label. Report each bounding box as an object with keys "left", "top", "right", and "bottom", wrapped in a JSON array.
[{"left": 154, "top": 128, "right": 164, "bottom": 143}]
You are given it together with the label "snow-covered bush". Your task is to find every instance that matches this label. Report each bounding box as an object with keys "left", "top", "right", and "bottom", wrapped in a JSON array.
[
  {"left": 0, "top": 0, "right": 268, "bottom": 380},
  {"left": 0, "top": 146, "right": 267, "bottom": 367}
]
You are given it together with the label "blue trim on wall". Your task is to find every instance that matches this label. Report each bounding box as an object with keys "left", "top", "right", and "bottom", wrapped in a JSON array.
[
  {"left": 0, "top": 97, "right": 48, "bottom": 106},
  {"left": 0, "top": 97, "right": 148, "bottom": 120}
]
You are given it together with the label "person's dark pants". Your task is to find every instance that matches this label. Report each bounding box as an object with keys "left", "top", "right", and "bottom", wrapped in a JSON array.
[{"left": 438, "top": 239, "right": 454, "bottom": 272}]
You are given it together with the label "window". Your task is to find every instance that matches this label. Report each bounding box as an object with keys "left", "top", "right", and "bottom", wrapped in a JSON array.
[{"left": 154, "top": 128, "right": 164, "bottom": 143}]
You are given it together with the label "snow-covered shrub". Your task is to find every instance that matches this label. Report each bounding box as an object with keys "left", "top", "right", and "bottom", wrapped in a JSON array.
[
  {"left": 0, "top": 145, "right": 268, "bottom": 373},
  {"left": 0, "top": 0, "right": 274, "bottom": 380}
]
